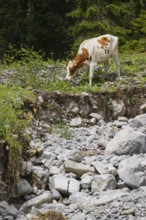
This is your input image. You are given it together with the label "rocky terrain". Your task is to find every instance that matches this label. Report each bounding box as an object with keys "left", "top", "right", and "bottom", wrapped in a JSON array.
[
  {"left": 1, "top": 98, "right": 146, "bottom": 219},
  {"left": 1, "top": 63, "right": 146, "bottom": 220}
]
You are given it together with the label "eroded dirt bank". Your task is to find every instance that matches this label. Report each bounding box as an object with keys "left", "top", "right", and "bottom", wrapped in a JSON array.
[{"left": 38, "top": 85, "right": 146, "bottom": 124}]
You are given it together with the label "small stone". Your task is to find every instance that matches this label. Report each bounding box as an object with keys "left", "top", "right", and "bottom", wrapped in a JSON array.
[{"left": 70, "top": 117, "right": 82, "bottom": 127}]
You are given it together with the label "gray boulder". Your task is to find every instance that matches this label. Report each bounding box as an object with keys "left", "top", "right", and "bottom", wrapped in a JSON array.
[
  {"left": 49, "top": 174, "right": 69, "bottom": 195},
  {"left": 106, "top": 127, "right": 146, "bottom": 155},
  {"left": 91, "top": 174, "right": 117, "bottom": 192},
  {"left": 129, "top": 114, "right": 146, "bottom": 128},
  {"left": 64, "top": 160, "right": 94, "bottom": 178},
  {"left": 49, "top": 174, "right": 80, "bottom": 195},
  {"left": 17, "top": 179, "right": 32, "bottom": 196},
  {"left": 118, "top": 155, "right": 146, "bottom": 189},
  {"left": 19, "top": 191, "right": 52, "bottom": 213}
]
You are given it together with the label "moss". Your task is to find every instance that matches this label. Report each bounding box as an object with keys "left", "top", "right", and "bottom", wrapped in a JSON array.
[{"left": 31, "top": 210, "right": 67, "bottom": 220}]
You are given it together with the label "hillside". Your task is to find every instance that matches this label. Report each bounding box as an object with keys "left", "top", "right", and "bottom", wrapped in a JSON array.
[{"left": 0, "top": 51, "right": 146, "bottom": 219}]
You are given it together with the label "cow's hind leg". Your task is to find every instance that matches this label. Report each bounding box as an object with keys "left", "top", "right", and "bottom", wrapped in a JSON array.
[{"left": 89, "top": 63, "right": 96, "bottom": 86}]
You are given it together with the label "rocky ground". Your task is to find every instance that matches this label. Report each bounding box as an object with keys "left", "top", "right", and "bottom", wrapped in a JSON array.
[
  {"left": 1, "top": 63, "right": 146, "bottom": 220},
  {"left": 1, "top": 110, "right": 146, "bottom": 219}
]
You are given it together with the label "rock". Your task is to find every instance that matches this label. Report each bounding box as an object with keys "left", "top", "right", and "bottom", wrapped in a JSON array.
[
  {"left": 42, "top": 151, "right": 56, "bottom": 168},
  {"left": 17, "top": 179, "right": 32, "bottom": 196},
  {"left": 98, "top": 139, "right": 108, "bottom": 148},
  {"left": 91, "top": 174, "right": 117, "bottom": 192},
  {"left": 19, "top": 191, "right": 52, "bottom": 213},
  {"left": 86, "top": 134, "right": 95, "bottom": 144},
  {"left": 20, "top": 161, "right": 33, "bottom": 176},
  {"left": 118, "top": 155, "right": 146, "bottom": 189},
  {"left": 92, "top": 160, "right": 117, "bottom": 176},
  {"left": 79, "top": 104, "right": 91, "bottom": 118},
  {"left": 107, "top": 163, "right": 117, "bottom": 176},
  {"left": 89, "top": 113, "right": 102, "bottom": 120},
  {"left": 32, "top": 166, "right": 48, "bottom": 189},
  {"left": 49, "top": 174, "right": 80, "bottom": 196},
  {"left": 70, "top": 107, "right": 79, "bottom": 115},
  {"left": 67, "top": 149, "right": 83, "bottom": 162},
  {"left": 113, "top": 120, "right": 128, "bottom": 128},
  {"left": 90, "top": 117, "right": 97, "bottom": 125},
  {"left": 15, "top": 213, "right": 28, "bottom": 220},
  {"left": 64, "top": 160, "right": 94, "bottom": 178},
  {"left": 68, "top": 178, "right": 80, "bottom": 195},
  {"left": 111, "top": 99, "right": 126, "bottom": 118},
  {"left": 51, "top": 189, "right": 61, "bottom": 201},
  {"left": 81, "top": 92, "right": 89, "bottom": 96},
  {"left": 71, "top": 213, "right": 86, "bottom": 220},
  {"left": 94, "top": 189, "right": 129, "bottom": 205},
  {"left": 69, "top": 192, "right": 99, "bottom": 211},
  {"left": 130, "top": 113, "right": 146, "bottom": 128},
  {"left": 106, "top": 126, "right": 146, "bottom": 155},
  {"left": 49, "top": 174, "right": 69, "bottom": 195},
  {"left": 81, "top": 173, "right": 93, "bottom": 189},
  {"left": 70, "top": 117, "right": 82, "bottom": 127},
  {"left": 140, "top": 103, "right": 146, "bottom": 113},
  {"left": 118, "top": 116, "right": 128, "bottom": 122},
  {"left": 92, "top": 161, "right": 108, "bottom": 175},
  {"left": 0, "top": 201, "right": 17, "bottom": 217},
  {"left": 49, "top": 166, "right": 60, "bottom": 175},
  {"left": 38, "top": 95, "right": 44, "bottom": 104}
]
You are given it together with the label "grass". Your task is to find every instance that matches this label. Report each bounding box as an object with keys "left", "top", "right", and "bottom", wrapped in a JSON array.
[{"left": 1, "top": 47, "right": 146, "bottom": 94}]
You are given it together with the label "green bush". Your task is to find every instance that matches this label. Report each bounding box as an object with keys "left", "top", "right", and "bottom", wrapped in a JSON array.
[{"left": 0, "top": 84, "right": 36, "bottom": 158}]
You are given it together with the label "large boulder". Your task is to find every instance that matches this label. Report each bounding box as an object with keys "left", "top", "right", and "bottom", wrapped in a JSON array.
[
  {"left": 129, "top": 113, "right": 146, "bottom": 128},
  {"left": 20, "top": 191, "right": 52, "bottom": 213},
  {"left": 118, "top": 155, "right": 146, "bottom": 189},
  {"left": 105, "top": 127, "right": 146, "bottom": 155}
]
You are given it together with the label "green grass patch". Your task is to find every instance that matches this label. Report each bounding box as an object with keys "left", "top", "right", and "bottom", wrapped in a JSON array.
[{"left": 1, "top": 47, "right": 146, "bottom": 95}]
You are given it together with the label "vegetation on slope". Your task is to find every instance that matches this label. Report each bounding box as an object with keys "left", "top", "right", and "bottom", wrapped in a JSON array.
[{"left": 0, "top": 47, "right": 146, "bottom": 190}]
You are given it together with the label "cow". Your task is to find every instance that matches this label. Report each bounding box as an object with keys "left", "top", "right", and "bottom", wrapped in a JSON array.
[{"left": 65, "top": 34, "right": 121, "bottom": 86}]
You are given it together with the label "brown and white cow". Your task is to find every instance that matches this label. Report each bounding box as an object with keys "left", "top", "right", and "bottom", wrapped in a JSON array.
[{"left": 65, "top": 34, "right": 120, "bottom": 86}]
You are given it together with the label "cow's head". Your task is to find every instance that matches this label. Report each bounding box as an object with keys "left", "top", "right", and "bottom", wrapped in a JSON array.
[
  {"left": 65, "top": 48, "right": 89, "bottom": 81},
  {"left": 65, "top": 60, "right": 77, "bottom": 81}
]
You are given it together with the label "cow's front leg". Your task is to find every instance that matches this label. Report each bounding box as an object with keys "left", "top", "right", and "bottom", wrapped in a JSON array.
[{"left": 89, "top": 63, "right": 96, "bottom": 86}]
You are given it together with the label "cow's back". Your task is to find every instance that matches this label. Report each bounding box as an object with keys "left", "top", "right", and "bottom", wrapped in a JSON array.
[
  {"left": 96, "top": 34, "right": 118, "bottom": 53},
  {"left": 78, "top": 35, "right": 118, "bottom": 62},
  {"left": 78, "top": 38, "right": 96, "bottom": 55}
]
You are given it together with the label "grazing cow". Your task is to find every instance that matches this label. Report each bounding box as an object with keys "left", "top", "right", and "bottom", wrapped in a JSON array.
[{"left": 65, "top": 34, "right": 120, "bottom": 86}]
